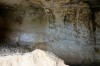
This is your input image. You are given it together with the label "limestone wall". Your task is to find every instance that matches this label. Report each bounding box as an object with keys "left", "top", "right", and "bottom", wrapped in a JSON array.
[
  {"left": 95, "top": 11, "right": 100, "bottom": 63},
  {"left": 0, "top": 0, "right": 98, "bottom": 64}
]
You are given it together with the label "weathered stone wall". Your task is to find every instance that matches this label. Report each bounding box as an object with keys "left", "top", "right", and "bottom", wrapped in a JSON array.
[
  {"left": 0, "top": 0, "right": 98, "bottom": 64},
  {"left": 95, "top": 11, "right": 100, "bottom": 63}
]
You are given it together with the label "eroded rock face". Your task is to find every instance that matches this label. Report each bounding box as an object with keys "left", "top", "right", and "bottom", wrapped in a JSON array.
[
  {"left": 0, "top": 49, "right": 68, "bottom": 66},
  {"left": 95, "top": 11, "right": 100, "bottom": 63},
  {"left": 0, "top": 44, "right": 31, "bottom": 56},
  {"left": 0, "top": 0, "right": 96, "bottom": 64}
]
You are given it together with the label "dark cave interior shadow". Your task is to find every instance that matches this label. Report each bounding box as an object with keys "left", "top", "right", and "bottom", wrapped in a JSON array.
[{"left": 69, "top": 62, "right": 100, "bottom": 66}]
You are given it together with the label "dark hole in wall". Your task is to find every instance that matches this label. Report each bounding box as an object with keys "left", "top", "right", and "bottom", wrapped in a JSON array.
[
  {"left": 0, "top": 4, "right": 14, "bottom": 44},
  {"left": 0, "top": 5, "right": 7, "bottom": 43}
]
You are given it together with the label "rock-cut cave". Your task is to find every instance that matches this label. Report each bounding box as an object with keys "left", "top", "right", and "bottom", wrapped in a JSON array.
[{"left": 0, "top": 0, "right": 100, "bottom": 66}]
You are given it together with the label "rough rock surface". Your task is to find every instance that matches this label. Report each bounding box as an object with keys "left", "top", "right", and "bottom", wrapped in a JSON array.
[
  {"left": 0, "top": 49, "right": 68, "bottom": 66},
  {"left": 0, "top": 44, "right": 31, "bottom": 56},
  {"left": 95, "top": 11, "right": 100, "bottom": 63},
  {"left": 0, "top": 0, "right": 99, "bottom": 64}
]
